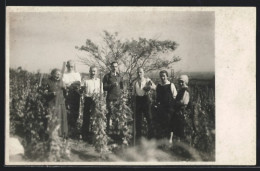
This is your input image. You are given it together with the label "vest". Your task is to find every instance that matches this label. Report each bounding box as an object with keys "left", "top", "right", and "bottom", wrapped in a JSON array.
[{"left": 156, "top": 83, "right": 175, "bottom": 107}]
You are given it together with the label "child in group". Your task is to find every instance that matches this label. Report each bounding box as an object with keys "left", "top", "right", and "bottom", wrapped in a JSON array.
[{"left": 155, "top": 70, "right": 177, "bottom": 140}]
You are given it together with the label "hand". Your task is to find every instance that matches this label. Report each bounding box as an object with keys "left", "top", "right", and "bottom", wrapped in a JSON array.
[
  {"left": 79, "top": 87, "right": 85, "bottom": 94},
  {"left": 64, "top": 89, "right": 69, "bottom": 96},
  {"left": 112, "top": 82, "right": 118, "bottom": 87},
  {"left": 154, "top": 102, "right": 160, "bottom": 108},
  {"left": 143, "top": 86, "right": 151, "bottom": 92},
  {"left": 71, "top": 83, "right": 80, "bottom": 90}
]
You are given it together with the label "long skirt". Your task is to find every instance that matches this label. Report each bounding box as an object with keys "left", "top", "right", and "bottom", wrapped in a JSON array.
[
  {"left": 56, "top": 102, "right": 68, "bottom": 137},
  {"left": 48, "top": 94, "right": 68, "bottom": 138},
  {"left": 171, "top": 108, "right": 194, "bottom": 143},
  {"left": 155, "top": 104, "right": 174, "bottom": 139}
]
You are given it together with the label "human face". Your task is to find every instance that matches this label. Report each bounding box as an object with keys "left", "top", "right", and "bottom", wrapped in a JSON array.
[
  {"left": 137, "top": 68, "right": 144, "bottom": 78},
  {"left": 160, "top": 73, "right": 168, "bottom": 84},
  {"left": 178, "top": 79, "right": 185, "bottom": 88},
  {"left": 66, "top": 63, "right": 74, "bottom": 72},
  {"left": 53, "top": 71, "right": 61, "bottom": 81},
  {"left": 111, "top": 63, "right": 118, "bottom": 73},
  {"left": 89, "top": 67, "right": 97, "bottom": 78}
]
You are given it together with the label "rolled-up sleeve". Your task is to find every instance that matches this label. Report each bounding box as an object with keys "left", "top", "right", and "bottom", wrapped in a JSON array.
[
  {"left": 171, "top": 83, "right": 177, "bottom": 99},
  {"left": 132, "top": 81, "right": 136, "bottom": 96},
  {"left": 180, "top": 91, "right": 190, "bottom": 105},
  {"left": 76, "top": 73, "right": 82, "bottom": 82},
  {"left": 149, "top": 78, "right": 156, "bottom": 90},
  {"left": 100, "top": 81, "right": 104, "bottom": 94}
]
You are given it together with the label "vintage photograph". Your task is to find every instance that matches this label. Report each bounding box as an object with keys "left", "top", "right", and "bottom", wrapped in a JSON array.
[{"left": 5, "top": 7, "right": 255, "bottom": 165}]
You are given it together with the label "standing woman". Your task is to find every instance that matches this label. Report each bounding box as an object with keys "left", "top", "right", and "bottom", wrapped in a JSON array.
[
  {"left": 176, "top": 75, "right": 190, "bottom": 107},
  {"left": 155, "top": 70, "right": 177, "bottom": 140},
  {"left": 169, "top": 74, "right": 191, "bottom": 143},
  {"left": 44, "top": 68, "right": 68, "bottom": 139},
  {"left": 62, "top": 60, "right": 81, "bottom": 138}
]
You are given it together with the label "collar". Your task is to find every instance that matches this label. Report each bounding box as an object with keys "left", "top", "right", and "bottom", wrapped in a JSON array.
[
  {"left": 162, "top": 80, "right": 170, "bottom": 85},
  {"left": 137, "top": 77, "right": 146, "bottom": 82},
  {"left": 66, "top": 71, "right": 76, "bottom": 74},
  {"left": 50, "top": 76, "right": 60, "bottom": 82},
  {"left": 89, "top": 76, "right": 98, "bottom": 80},
  {"left": 110, "top": 72, "right": 119, "bottom": 77}
]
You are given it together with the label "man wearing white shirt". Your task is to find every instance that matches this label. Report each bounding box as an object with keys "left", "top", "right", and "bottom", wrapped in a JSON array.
[
  {"left": 62, "top": 60, "right": 82, "bottom": 139},
  {"left": 82, "top": 66, "right": 103, "bottom": 142},
  {"left": 132, "top": 67, "right": 156, "bottom": 141}
]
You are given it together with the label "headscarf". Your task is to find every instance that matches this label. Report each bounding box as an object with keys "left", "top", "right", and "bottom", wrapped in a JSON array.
[{"left": 179, "top": 75, "right": 189, "bottom": 87}]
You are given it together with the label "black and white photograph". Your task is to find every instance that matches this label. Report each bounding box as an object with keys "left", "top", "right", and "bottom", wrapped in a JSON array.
[{"left": 5, "top": 7, "right": 256, "bottom": 165}]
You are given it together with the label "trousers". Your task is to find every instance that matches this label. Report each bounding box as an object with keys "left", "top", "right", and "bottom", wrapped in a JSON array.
[
  {"left": 135, "top": 95, "right": 153, "bottom": 140},
  {"left": 82, "top": 97, "right": 96, "bottom": 140}
]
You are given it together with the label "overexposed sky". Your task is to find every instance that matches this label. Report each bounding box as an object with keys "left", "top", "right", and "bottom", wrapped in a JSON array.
[{"left": 8, "top": 10, "right": 214, "bottom": 73}]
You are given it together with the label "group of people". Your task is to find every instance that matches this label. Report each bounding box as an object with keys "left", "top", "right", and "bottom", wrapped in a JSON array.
[
  {"left": 132, "top": 68, "right": 191, "bottom": 143},
  {"left": 43, "top": 60, "right": 191, "bottom": 145}
]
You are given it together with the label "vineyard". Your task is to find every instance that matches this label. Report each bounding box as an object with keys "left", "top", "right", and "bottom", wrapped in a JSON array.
[{"left": 8, "top": 68, "right": 215, "bottom": 162}]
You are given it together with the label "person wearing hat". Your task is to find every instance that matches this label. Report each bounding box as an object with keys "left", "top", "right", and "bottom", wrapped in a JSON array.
[
  {"left": 176, "top": 75, "right": 189, "bottom": 106},
  {"left": 169, "top": 74, "right": 191, "bottom": 144},
  {"left": 62, "top": 60, "right": 82, "bottom": 139}
]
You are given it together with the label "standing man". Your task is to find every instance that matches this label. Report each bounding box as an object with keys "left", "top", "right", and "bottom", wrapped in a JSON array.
[
  {"left": 132, "top": 67, "right": 156, "bottom": 141},
  {"left": 103, "top": 61, "right": 123, "bottom": 132},
  {"left": 82, "top": 66, "right": 103, "bottom": 142},
  {"left": 63, "top": 60, "right": 82, "bottom": 139}
]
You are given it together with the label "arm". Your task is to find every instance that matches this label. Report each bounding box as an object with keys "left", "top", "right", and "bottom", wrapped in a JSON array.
[
  {"left": 62, "top": 74, "right": 69, "bottom": 88},
  {"left": 180, "top": 90, "right": 190, "bottom": 105},
  {"left": 103, "top": 74, "right": 111, "bottom": 91},
  {"left": 76, "top": 72, "right": 81, "bottom": 82},
  {"left": 155, "top": 85, "right": 160, "bottom": 105},
  {"left": 132, "top": 80, "right": 136, "bottom": 96},
  {"left": 149, "top": 78, "right": 156, "bottom": 90},
  {"left": 100, "top": 81, "right": 104, "bottom": 95},
  {"left": 120, "top": 77, "right": 124, "bottom": 90},
  {"left": 170, "top": 83, "right": 177, "bottom": 99},
  {"left": 74, "top": 73, "right": 82, "bottom": 91},
  {"left": 43, "top": 80, "right": 56, "bottom": 99},
  {"left": 83, "top": 80, "right": 87, "bottom": 95},
  {"left": 131, "top": 81, "right": 136, "bottom": 116}
]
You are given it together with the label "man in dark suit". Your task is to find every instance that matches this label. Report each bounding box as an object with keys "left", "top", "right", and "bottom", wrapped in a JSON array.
[{"left": 103, "top": 61, "right": 123, "bottom": 132}]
